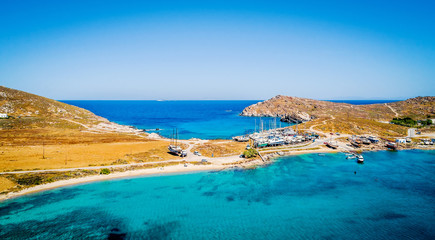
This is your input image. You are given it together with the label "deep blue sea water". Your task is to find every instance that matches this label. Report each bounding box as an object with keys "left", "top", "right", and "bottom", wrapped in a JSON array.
[
  {"left": 61, "top": 100, "right": 399, "bottom": 139},
  {"left": 1, "top": 150, "right": 434, "bottom": 239},
  {"left": 62, "top": 100, "right": 291, "bottom": 139}
]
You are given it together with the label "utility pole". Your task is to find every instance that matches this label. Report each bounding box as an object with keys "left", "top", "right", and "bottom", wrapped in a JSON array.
[{"left": 42, "top": 141, "right": 45, "bottom": 159}]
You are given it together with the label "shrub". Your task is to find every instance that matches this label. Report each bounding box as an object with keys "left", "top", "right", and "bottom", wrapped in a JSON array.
[
  {"left": 243, "top": 148, "right": 258, "bottom": 158},
  {"left": 100, "top": 168, "right": 111, "bottom": 175},
  {"left": 420, "top": 119, "right": 432, "bottom": 126},
  {"left": 16, "top": 175, "right": 43, "bottom": 186},
  {"left": 391, "top": 117, "right": 417, "bottom": 127}
]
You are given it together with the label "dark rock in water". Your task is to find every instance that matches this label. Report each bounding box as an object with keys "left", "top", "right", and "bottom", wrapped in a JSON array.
[{"left": 108, "top": 228, "right": 126, "bottom": 240}]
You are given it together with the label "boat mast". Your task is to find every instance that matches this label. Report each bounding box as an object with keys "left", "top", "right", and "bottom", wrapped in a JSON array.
[
  {"left": 261, "top": 118, "right": 263, "bottom": 133},
  {"left": 255, "top": 118, "right": 257, "bottom": 133}
]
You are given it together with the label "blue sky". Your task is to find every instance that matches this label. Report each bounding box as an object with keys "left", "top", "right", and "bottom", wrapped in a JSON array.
[{"left": 1, "top": 0, "right": 434, "bottom": 100}]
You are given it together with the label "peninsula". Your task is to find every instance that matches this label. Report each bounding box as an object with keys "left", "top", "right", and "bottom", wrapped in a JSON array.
[{"left": 241, "top": 95, "right": 434, "bottom": 137}]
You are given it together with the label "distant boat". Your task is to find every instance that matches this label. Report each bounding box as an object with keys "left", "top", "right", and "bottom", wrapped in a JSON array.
[
  {"left": 233, "top": 135, "right": 249, "bottom": 142},
  {"left": 357, "top": 155, "right": 364, "bottom": 163},
  {"left": 268, "top": 137, "right": 285, "bottom": 146},
  {"left": 325, "top": 141, "right": 338, "bottom": 149},
  {"left": 368, "top": 136, "right": 379, "bottom": 143},
  {"left": 225, "top": 110, "right": 232, "bottom": 112},
  {"left": 351, "top": 140, "right": 361, "bottom": 148},
  {"left": 386, "top": 142, "right": 397, "bottom": 150}
]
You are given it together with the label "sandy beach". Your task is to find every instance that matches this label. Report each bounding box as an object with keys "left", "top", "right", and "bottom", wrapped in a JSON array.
[
  {"left": 0, "top": 146, "right": 342, "bottom": 201},
  {"left": 0, "top": 162, "right": 226, "bottom": 201}
]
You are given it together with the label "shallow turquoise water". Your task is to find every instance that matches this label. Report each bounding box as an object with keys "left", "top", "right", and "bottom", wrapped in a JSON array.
[{"left": 1, "top": 150, "right": 435, "bottom": 239}]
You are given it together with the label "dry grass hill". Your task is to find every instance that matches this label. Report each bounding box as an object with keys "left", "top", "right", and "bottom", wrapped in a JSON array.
[
  {"left": 0, "top": 86, "right": 180, "bottom": 174},
  {"left": 0, "top": 86, "right": 147, "bottom": 146}
]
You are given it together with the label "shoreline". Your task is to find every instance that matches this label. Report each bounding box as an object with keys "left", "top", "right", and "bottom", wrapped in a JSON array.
[
  {"left": 0, "top": 163, "right": 226, "bottom": 202},
  {"left": 1, "top": 147, "right": 433, "bottom": 202}
]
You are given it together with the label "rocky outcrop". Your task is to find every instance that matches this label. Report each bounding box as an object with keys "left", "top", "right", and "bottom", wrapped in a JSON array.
[
  {"left": 280, "top": 112, "right": 313, "bottom": 123},
  {"left": 240, "top": 95, "right": 333, "bottom": 123},
  {"left": 240, "top": 95, "right": 435, "bottom": 124}
]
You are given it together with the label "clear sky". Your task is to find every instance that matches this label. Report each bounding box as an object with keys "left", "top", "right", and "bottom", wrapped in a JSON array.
[{"left": 1, "top": 0, "right": 434, "bottom": 100}]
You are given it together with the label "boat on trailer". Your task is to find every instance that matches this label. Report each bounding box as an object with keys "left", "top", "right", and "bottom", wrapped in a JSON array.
[
  {"left": 351, "top": 140, "right": 362, "bottom": 148},
  {"left": 168, "top": 129, "right": 184, "bottom": 156},
  {"left": 386, "top": 142, "right": 397, "bottom": 150},
  {"left": 325, "top": 141, "right": 338, "bottom": 149}
]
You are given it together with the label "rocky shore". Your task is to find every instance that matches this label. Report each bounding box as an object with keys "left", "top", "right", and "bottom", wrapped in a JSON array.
[{"left": 239, "top": 95, "right": 323, "bottom": 123}]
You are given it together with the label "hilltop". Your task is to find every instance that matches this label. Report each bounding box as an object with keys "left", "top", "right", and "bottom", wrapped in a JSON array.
[
  {"left": 241, "top": 95, "right": 434, "bottom": 137},
  {"left": 0, "top": 86, "right": 145, "bottom": 146},
  {"left": 0, "top": 86, "right": 141, "bottom": 133}
]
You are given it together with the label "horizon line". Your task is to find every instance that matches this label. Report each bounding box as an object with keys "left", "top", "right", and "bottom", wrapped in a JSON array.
[{"left": 58, "top": 99, "right": 404, "bottom": 101}]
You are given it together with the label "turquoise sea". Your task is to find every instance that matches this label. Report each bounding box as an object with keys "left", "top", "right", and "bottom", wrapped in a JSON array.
[
  {"left": 61, "top": 100, "right": 398, "bottom": 139},
  {"left": 1, "top": 150, "right": 434, "bottom": 239}
]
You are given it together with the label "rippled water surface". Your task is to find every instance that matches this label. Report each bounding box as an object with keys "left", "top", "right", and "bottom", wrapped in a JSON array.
[
  {"left": 60, "top": 100, "right": 398, "bottom": 139},
  {"left": 1, "top": 150, "right": 434, "bottom": 239}
]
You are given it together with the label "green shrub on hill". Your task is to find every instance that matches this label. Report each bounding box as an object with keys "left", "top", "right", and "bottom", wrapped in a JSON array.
[
  {"left": 420, "top": 119, "right": 432, "bottom": 126},
  {"left": 100, "top": 168, "right": 111, "bottom": 175},
  {"left": 243, "top": 148, "right": 258, "bottom": 158},
  {"left": 391, "top": 117, "right": 417, "bottom": 127}
]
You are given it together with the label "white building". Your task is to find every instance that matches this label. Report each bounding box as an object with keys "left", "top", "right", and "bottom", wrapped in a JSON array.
[
  {"left": 396, "top": 138, "right": 406, "bottom": 144},
  {"left": 0, "top": 113, "right": 8, "bottom": 118}
]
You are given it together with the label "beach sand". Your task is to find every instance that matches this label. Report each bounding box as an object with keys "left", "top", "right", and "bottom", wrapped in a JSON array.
[
  {"left": 0, "top": 147, "right": 340, "bottom": 201},
  {"left": 0, "top": 163, "right": 226, "bottom": 201}
]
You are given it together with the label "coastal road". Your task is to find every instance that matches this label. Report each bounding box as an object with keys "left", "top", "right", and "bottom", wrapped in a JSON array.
[
  {"left": 0, "top": 159, "right": 190, "bottom": 175},
  {"left": 0, "top": 140, "right": 242, "bottom": 175}
]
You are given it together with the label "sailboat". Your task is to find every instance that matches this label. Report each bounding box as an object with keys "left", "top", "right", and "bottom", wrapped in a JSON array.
[{"left": 168, "top": 129, "right": 182, "bottom": 155}]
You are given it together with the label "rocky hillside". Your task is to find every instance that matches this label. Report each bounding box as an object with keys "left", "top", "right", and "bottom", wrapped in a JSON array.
[
  {"left": 0, "top": 86, "right": 141, "bottom": 134},
  {"left": 0, "top": 86, "right": 105, "bottom": 123},
  {"left": 388, "top": 96, "right": 435, "bottom": 119},
  {"left": 240, "top": 95, "right": 434, "bottom": 124}
]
